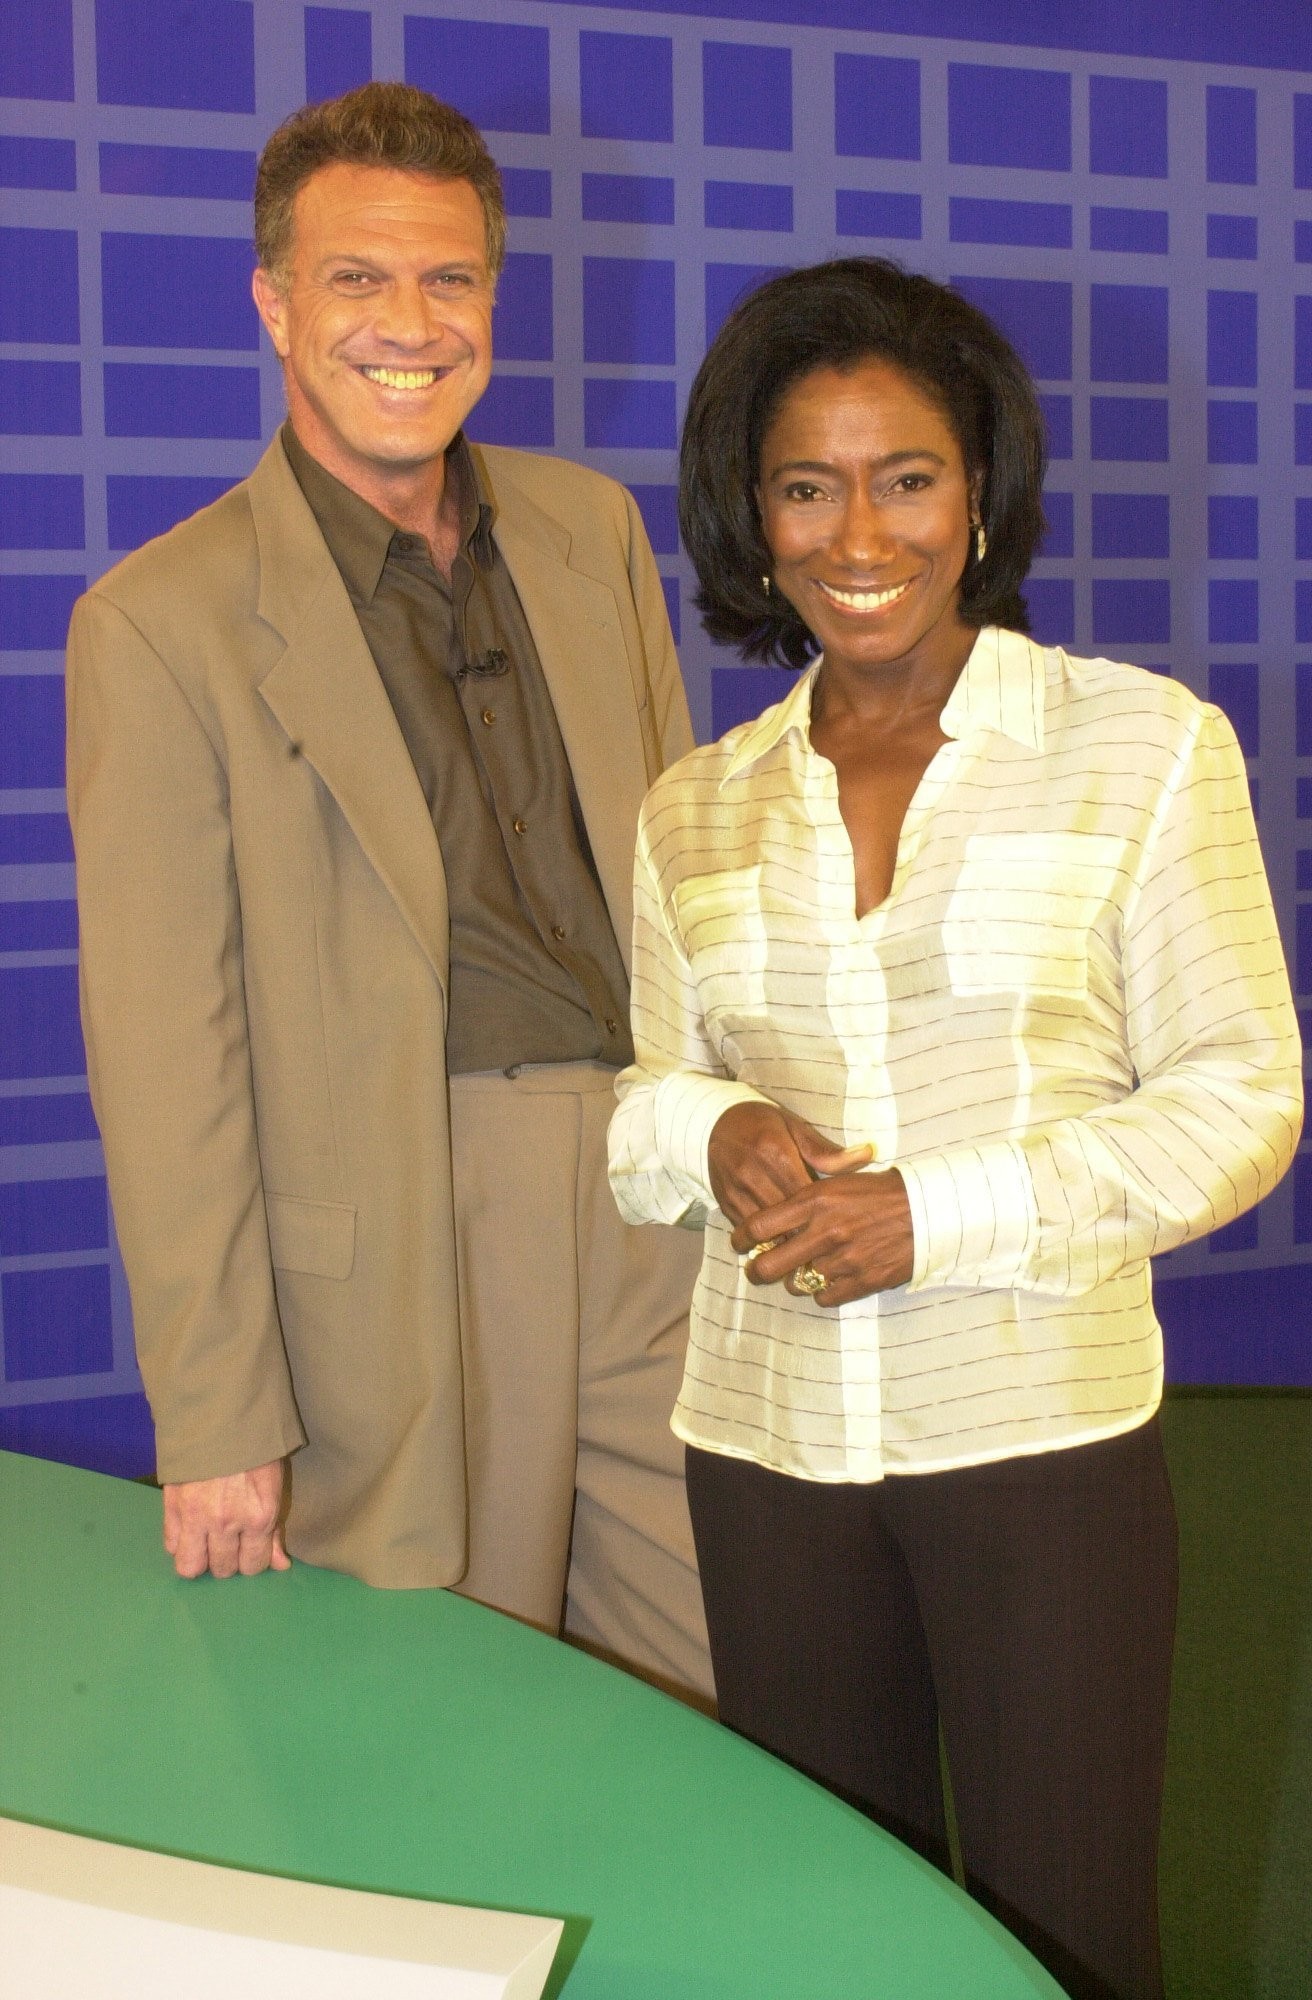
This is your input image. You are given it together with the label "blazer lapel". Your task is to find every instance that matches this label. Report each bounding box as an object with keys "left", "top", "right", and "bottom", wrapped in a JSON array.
[
  {"left": 488, "top": 488, "right": 651, "bottom": 974},
  {"left": 247, "top": 441, "right": 449, "bottom": 987}
]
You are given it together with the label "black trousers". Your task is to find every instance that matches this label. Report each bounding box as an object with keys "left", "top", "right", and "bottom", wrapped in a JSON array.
[{"left": 686, "top": 1419, "right": 1178, "bottom": 2000}]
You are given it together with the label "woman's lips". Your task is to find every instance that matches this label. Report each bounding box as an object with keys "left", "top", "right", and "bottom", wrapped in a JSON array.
[{"left": 812, "top": 577, "right": 912, "bottom": 612}]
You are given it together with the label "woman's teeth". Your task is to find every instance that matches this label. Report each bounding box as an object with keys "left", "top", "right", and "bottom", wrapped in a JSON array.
[{"left": 816, "top": 579, "right": 910, "bottom": 610}]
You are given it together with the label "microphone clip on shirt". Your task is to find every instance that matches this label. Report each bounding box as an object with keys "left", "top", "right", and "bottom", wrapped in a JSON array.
[{"left": 457, "top": 646, "right": 511, "bottom": 681}]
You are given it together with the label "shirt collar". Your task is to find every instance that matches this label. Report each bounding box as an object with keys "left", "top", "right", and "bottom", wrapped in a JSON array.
[
  {"left": 281, "top": 422, "right": 494, "bottom": 604},
  {"left": 721, "top": 661, "right": 821, "bottom": 783},
  {"left": 939, "top": 625, "right": 1048, "bottom": 753},
  {"left": 720, "top": 625, "right": 1047, "bottom": 787}
]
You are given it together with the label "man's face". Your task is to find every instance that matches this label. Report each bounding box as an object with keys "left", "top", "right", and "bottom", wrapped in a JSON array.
[{"left": 252, "top": 162, "right": 494, "bottom": 495}]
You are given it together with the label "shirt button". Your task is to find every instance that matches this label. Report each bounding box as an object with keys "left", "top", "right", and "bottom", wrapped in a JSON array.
[
  {"left": 481, "top": 708, "right": 496, "bottom": 726},
  {"left": 605, "top": 1018, "right": 618, "bottom": 1035},
  {"left": 512, "top": 817, "right": 527, "bottom": 835},
  {"left": 551, "top": 924, "right": 566, "bottom": 940}
]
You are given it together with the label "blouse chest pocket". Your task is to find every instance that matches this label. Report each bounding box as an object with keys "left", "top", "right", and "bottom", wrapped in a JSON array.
[
  {"left": 942, "top": 831, "right": 1126, "bottom": 1000},
  {"left": 672, "top": 864, "right": 768, "bottom": 1017}
]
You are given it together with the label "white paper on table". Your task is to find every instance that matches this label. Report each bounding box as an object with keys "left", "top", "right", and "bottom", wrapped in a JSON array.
[{"left": 0, "top": 1815, "right": 563, "bottom": 2000}]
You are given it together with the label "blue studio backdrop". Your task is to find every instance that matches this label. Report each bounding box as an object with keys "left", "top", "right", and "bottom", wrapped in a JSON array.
[{"left": 1, "top": 0, "right": 1309, "bottom": 1475}]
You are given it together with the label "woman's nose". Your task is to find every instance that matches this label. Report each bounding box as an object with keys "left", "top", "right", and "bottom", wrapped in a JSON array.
[{"left": 834, "top": 495, "right": 895, "bottom": 567}]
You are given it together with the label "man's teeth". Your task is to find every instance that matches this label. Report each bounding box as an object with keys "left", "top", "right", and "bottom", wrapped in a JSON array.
[
  {"left": 817, "top": 579, "right": 910, "bottom": 610},
  {"left": 360, "top": 366, "right": 439, "bottom": 389}
]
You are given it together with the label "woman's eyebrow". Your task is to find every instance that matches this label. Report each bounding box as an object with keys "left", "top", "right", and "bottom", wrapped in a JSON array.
[{"left": 765, "top": 448, "right": 948, "bottom": 476}]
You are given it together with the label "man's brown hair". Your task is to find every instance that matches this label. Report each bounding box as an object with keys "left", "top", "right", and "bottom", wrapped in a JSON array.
[{"left": 254, "top": 80, "right": 507, "bottom": 283}]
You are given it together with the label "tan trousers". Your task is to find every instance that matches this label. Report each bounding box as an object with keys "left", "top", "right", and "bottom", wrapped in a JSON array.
[{"left": 447, "top": 1062, "right": 712, "bottom": 1707}]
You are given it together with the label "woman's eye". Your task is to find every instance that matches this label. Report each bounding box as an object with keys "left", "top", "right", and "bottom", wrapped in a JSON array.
[{"left": 783, "top": 482, "right": 825, "bottom": 502}]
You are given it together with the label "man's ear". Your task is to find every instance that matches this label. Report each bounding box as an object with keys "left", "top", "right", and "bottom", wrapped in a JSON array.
[{"left": 252, "top": 266, "right": 290, "bottom": 360}]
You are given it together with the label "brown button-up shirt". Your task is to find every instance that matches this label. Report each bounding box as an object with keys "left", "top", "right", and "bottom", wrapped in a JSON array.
[{"left": 283, "top": 424, "right": 634, "bottom": 1073}]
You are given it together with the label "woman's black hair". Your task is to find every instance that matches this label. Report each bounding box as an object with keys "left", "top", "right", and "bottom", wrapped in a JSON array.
[{"left": 678, "top": 257, "right": 1047, "bottom": 667}]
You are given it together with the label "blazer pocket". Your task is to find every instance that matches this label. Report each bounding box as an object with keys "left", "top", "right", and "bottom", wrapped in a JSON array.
[{"left": 266, "top": 1192, "right": 356, "bottom": 1281}]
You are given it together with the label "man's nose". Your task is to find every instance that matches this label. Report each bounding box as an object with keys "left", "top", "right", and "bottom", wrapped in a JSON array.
[{"left": 374, "top": 279, "right": 441, "bottom": 347}]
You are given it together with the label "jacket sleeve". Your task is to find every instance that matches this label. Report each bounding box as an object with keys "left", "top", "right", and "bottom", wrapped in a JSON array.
[
  {"left": 66, "top": 590, "right": 306, "bottom": 1481},
  {"left": 619, "top": 480, "right": 694, "bottom": 774}
]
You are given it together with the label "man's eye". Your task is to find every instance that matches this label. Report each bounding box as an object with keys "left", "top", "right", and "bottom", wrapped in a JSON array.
[{"left": 334, "top": 271, "right": 373, "bottom": 288}]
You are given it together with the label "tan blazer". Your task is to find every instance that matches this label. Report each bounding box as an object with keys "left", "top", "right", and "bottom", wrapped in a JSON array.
[{"left": 65, "top": 435, "right": 693, "bottom": 1586}]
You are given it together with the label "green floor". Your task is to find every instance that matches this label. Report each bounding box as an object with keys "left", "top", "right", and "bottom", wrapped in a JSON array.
[{"left": 1159, "top": 1390, "right": 1312, "bottom": 2000}]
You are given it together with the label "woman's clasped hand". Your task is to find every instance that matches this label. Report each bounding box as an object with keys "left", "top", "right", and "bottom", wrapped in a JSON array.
[{"left": 707, "top": 1101, "right": 912, "bottom": 1303}]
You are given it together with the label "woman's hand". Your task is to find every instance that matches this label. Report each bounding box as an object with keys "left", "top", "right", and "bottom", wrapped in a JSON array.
[
  {"left": 729, "top": 1162, "right": 915, "bottom": 1307},
  {"left": 708, "top": 1101, "right": 873, "bottom": 1228}
]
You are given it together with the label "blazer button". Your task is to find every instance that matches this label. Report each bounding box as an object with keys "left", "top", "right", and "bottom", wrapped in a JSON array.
[
  {"left": 481, "top": 708, "right": 496, "bottom": 726},
  {"left": 605, "top": 1018, "right": 619, "bottom": 1034},
  {"left": 551, "top": 924, "right": 566, "bottom": 940},
  {"left": 512, "top": 817, "right": 528, "bottom": 835}
]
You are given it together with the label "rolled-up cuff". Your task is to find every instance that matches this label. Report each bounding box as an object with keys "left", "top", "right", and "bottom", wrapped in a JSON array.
[
  {"left": 653, "top": 1071, "right": 771, "bottom": 1215},
  {"left": 899, "top": 1140, "right": 1037, "bottom": 1291}
]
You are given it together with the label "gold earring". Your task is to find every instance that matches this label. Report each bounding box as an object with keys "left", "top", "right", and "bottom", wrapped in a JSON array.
[
  {"left": 972, "top": 521, "right": 987, "bottom": 563},
  {"left": 761, "top": 574, "right": 772, "bottom": 594}
]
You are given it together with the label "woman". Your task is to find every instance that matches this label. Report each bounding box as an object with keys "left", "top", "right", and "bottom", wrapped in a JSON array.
[{"left": 608, "top": 260, "right": 1301, "bottom": 2000}]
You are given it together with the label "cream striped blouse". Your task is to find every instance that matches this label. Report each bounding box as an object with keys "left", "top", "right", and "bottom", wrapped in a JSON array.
[{"left": 608, "top": 627, "right": 1303, "bottom": 1481}]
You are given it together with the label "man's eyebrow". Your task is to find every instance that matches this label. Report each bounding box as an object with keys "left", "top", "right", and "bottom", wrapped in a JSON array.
[
  {"left": 313, "top": 252, "right": 488, "bottom": 279},
  {"left": 315, "top": 250, "right": 387, "bottom": 272}
]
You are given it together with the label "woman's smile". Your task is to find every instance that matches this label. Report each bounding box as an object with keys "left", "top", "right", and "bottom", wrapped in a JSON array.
[{"left": 812, "top": 576, "right": 914, "bottom": 612}]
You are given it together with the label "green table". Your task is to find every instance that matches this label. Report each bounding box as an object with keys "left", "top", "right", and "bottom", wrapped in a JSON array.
[{"left": 0, "top": 1451, "right": 1060, "bottom": 1997}]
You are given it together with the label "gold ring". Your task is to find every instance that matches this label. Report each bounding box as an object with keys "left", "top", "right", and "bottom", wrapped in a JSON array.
[
  {"left": 792, "top": 1263, "right": 829, "bottom": 1296},
  {"left": 743, "top": 1236, "right": 782, "bottom": 1264}
]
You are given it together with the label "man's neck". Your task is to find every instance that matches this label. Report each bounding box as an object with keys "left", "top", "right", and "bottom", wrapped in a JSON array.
[
  {"left": 380, "top": 469, "right": 464, "bottom": 578},
  {"left": 286, "top": 420, "right": 464, "bottom": 576}
]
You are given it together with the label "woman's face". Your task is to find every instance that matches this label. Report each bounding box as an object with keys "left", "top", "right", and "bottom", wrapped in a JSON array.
[{"left": 757, "top": 355, "right": 979, "bottom": 684}]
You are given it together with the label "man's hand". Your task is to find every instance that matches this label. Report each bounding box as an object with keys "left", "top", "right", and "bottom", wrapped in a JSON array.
[
  {"left": 730, "top": 1167, "right": 915, "bottom": 1307},
  {"left": 162, "top": 1460, "right": 290, "bottom": 1580},
  {"left": 707, "top": 1101, "right": 874, "bottom": 1228}
]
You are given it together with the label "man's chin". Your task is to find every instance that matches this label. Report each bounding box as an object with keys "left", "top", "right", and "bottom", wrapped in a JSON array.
[{"left": 332, "top": 422, "right": 462, "bottom": 476}]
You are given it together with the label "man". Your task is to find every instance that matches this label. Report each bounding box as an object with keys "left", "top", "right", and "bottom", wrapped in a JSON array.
[{"left": 66, "top": 82, "right": 710, "bottom": 1703}]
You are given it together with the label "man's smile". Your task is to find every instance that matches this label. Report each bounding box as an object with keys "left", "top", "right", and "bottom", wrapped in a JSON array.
[{"left": 357, "top": 364, "right": 446, "bottom": 390}]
